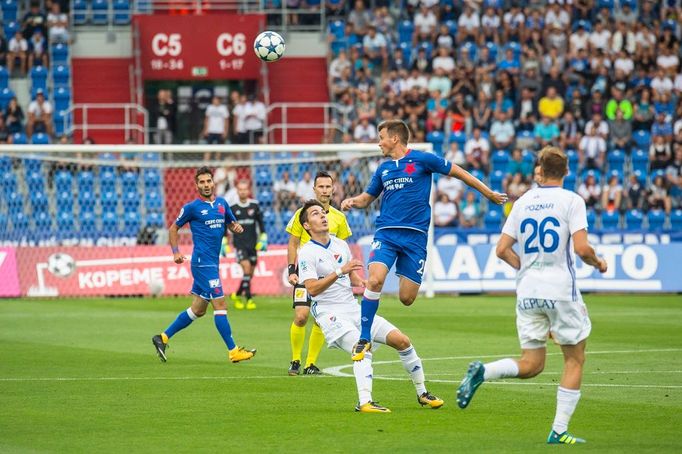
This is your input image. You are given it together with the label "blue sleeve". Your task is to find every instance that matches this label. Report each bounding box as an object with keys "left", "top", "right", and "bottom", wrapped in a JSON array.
[
  {"left": 365, "top": 167, "right": 383, "bottom": 197},
  {"left": 421, "top": 151, "right": 452, "bottom": 176},
  {"left": 175, "top": 203, "right": 193, "bottom": 227},
  {"left": 224, "top": 204, "right": 237, "bottom": 223}
]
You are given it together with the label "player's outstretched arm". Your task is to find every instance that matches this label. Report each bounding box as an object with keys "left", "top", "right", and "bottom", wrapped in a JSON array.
[
  {"left": 496, "top": 233, "right": 520, "bottom": 270},
  {"left": 448, "top": 164, "right": 508, "bottom": 205},
  {"left": 303, "top": 259, "right": 364, "bottom": 297},
  {"left": 168, "top": 223, "right": 187, "bottom": 264},
  {"left": 341, "top": 192, "right": 376, "bottom": 211},
  {"left": 572, "top": 229, "right": 608, "bottom": 273}
]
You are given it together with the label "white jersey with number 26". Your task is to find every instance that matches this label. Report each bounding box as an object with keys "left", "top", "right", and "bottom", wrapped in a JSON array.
[{"left": 502, "top": 186, "right": 588, "bottom": 302}]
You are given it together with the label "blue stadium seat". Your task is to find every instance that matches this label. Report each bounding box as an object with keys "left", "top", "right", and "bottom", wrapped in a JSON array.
[
  {"left": 488, "top": 202, "right": 503, "bottom": 216},
  {"left": 3, "top": 21, "right": 18, "bottom": 41},
  {"left": 647, "top": 209, "right": 666, "bottom": 231},
  {"left": 123, "top": 211, "right": 140, "bottom": 235},
  {"left": 607, "top": 149, "right": 625, "bottom": 174},
  {"left": 141, "top": 152, "right": 160, "bottom": 162},
  {"left": 30, "top": 66, "right": 48, "bottom": 92},
  {"left": 347, "top": 209, "right": 364, "bottom": 231},
  {"left": 625, "top": 209, "right": 643, "bottom": 230},
  {"left": 102, "top": 211, "right": 118, "bottom": 233},
  {"left": 52, "top": 65, "right": 70, "bottom": 87},
  {"left": 54, "top": 170, "right": 73, "bottom": 192},
  {"left": 34, "top": 211, "right": 52, "bottom": 231},
  {"left": 563, "top": 174, "right": 577, "bottom": 191},
  {"left": 581, "top": 168, "right": 602, "bottom": 184},
  {"left": 145, "top": 190, "right": 163, "bottom": 211},
  {"left": 459, "top": 42, "right": 477, "bottom": 61},
  {"left": 0, "top": 156, "right": 11, "bottom": 172},
  {"left": 631, "top": 149, "right": 649, "bottom": 174},
  {"left": 26, "top": 170, "right": 45, "bottom": 188},
  {"left": 30, "top": 191, "right": 48, "bottom": 212},
  {"left": 426, "top": 131, "right": 445, "bottom": 154},
  {"left": 122, "top": 191, "right": 139, "bottom": 210},
  {"left": 398, "top": 20, "right": 414, "bottom": 44},
  {"left": 490, "top": 170, "right": 505, "bottom": 191},
  {"left": 0, "top": 66, "right": 8, "bottom": 89},
  {"left": 11, "top": 132, "right": 27, "bottom": 144},
  {"left": 100, "top": 191, "right": 118, "bottom": 210},
  {"left": 78, "top": 190, "right": 96, "bottom": 212},
  {"left": 586, "top": 208, "right": 596, "bottom": 226},
  {"left": 470, "top": 169, "right": 486, "bottom": 182},
  {"left": 54, "top": 111, "right": 72, "bottom": 136},
  {"left": 73, "top": 0, "right": 88, "bottom": 24},
  {"left": 450, "top": 131, "right": 467, "bottom": 147},
  {"left": 255, "top": 169, "right": 273, "bottom": 186},
  {"left": 54, "top": 87, "right": 71, "bottom": 112},
  {"left": 31, "top": 132, "right": 50, "bottom": 145},
  {"left": 444, "top": 19, "right": 457, "bottom": 35},
  {"left": 280, "top": 209, "right": 294, "bottom": 226},
  {"left": 1, "top": 171, "right": 17, "bottom": 192},
  {"left": 79, "top": 210, "right": 97, "bottom": 233},
  {"left": 145, "top": 212, "right": 164, "bottom": 228},
  {"left": 417, "top": 41, "right": 434, "bottom": 59},
  {"left": 99, "top": 170, "right": 116, "bottom": 192},
  {"left": 142, "top": 168, "right": 161, "bottom": 189},
  {"left": 597, "top": 0, "right": 615, "bottom": 11},
  {"left": 113, "top": 0, "right": 131, "bottom": 25},
  {"left": 649, "top": 168, "right": 665, "bottom": 183},
  {"left": 12, "top": 212, "right": 29, "bottom": 231},
  {"left": 491, "top": 150, "right": 509, "bottom": 173},
  {"left": 121, "top": 171, "right": 138, "bottom": 191},
  {"left": 23, "top": 158, "right": 42, "bottom": 172},
  {"left": 1, "top": 0, "right": 18, "bottom": 22},
  {"left": 92, "top": 0, "right": 109, "bottom": 25},
  {"left": 484, "top": 210, "right": 502, "bottom": 230},
  {"left": 257, "top": 190, "right": 273, "bottom": 207},
  {"left": 52, "top": 43, "right": 69, "bottom": 65},
  {"left": 566, "top": 149, "right": 579, "bottom": 175},
  {"left": 56, "top": 191, "right": 74, "bottom": 212},
  {"left": 632, "top": 130, "right": 651, "bottom": 149},
  {"left": 505, "top": 41, "right": 522, "bottom": 61},
  {"left": 56, "top": 210, "right": 74, "bottom": 232},
  {"left": 600, "top": 211, "right": 620, "bottom": 230},
  {"left": 485, "top": 41, "right": 498, "bottom": 61},
  {"left": 330, "top": 39, "right": 347, "bottom": 56},
  {"left": 671, "top": 209, "right": 682, "bottom": 231},
  {"left": 328, "top": 19, "right": 345, "bottom": 40},
  {"left": 77, "top": 171, "right": 95, "bottom": 192}
]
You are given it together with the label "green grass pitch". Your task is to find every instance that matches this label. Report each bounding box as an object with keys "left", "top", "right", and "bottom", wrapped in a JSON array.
[{"left": 1, "top": 294, "right": 681, "bottom": 453}]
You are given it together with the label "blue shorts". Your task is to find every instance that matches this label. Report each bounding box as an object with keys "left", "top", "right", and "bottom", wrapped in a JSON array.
[
  {"left": 191, "top": 265, "right": 224, "bottom": 300},
  {"left": 368, "top": 228, "right": 427, "bottom": 285}
]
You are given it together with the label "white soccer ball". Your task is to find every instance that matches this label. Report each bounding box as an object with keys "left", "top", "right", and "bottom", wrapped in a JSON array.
[
  {"left": 254, "top": 31, "right": 285, "bottom": 62},
  {"left": 47, "top": 253, "right": 76, "bottom": 278},
  {"left": 148, "top": 278, "right": 165, "bottom": 296}
]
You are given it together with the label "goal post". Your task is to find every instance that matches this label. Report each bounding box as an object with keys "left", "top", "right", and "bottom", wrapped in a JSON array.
[{"left": 0, "top": 142, "right": 437, "bottom": 298}]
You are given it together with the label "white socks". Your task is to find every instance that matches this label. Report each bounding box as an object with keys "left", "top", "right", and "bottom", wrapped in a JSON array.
[
  {"left": 354, "top": 352, "right": 373, "bottom": 405},
  {"left": 483, "top": 358, "right": 519, "bottom": 380},
  {"left": 398, "top": 345, "right": 427, "bottom": 395},
  {"left": 552, "top": 387, "right": 581, "bottom": 434}
]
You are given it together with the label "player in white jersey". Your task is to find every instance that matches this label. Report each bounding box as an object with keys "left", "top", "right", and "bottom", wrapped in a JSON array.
[
  {"left": 296, "top": 200, "right": 444, "bottom": 413},
  {"left": 456, "top": 147, "right": 608, "bottom": 445}
]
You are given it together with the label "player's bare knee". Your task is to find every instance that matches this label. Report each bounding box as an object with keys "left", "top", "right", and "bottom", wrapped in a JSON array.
[
  {"left": 294, "top": 314, "right": 308, "bottom": 326},
  {"left": 367, "top": 276, "right": 384, "bottom": 292},
  {"left": 193, "top": 307, "right": 206, "bottom": 317},
  {"left": 399, "top": 294, "right": 416, "bottom": 306}
]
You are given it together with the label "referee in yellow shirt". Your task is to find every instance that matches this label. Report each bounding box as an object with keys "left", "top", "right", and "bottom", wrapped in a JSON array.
[{"left": 286, "top": 171, "right": 352, "bottom": 375}]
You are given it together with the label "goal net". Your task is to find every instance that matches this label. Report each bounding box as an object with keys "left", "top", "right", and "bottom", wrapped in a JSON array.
[{"left": 0, "top": 143, "right": 435, "bottom": 298}]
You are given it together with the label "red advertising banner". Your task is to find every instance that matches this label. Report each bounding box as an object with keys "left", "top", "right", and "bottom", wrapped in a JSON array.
[
  {"left": 17, "top": 245, "right": 289, "bottom": 297},
  {"left": 134, "top": 14, "right": 264, "bottom": 80},
  {"left": 0, "top": 247, "right": 21, "bottom": 297}
]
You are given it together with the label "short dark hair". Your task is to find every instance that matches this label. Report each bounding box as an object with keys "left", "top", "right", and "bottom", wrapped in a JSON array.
[
  {"left": 314, "top": 171, "right": 333, "bottom": 186},
  {"left": 378, "top": 120, "right": 410, "bottom": 145},
  {"left": 299, "top": 199, "right": 324, "bottom": 228},
  {"left": 195, "top": 166, "right": 213, "bottom": 182}
]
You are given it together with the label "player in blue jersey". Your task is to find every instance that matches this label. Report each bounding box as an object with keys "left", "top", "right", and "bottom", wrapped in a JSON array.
[
  {"left": 151, "top": 167, "right": 256, "bottom": 363},
  {"left": 341, "top": 120, "right": 508, "bottom": 360}
]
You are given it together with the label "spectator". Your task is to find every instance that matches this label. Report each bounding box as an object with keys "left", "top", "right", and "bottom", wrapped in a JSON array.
[
  {"left": 347, "top": 0, "right": 371, "bottom": 37},
  {"left": 648, "top": 174, "right": 672, "bottom": 214},
  {"left": 46, "top": 2, "right": 69, "bottom": 43},
  {"left": 613, "top": 50, "right": 634, "bottom": 77},
  {"left": 343, "top": 173, "right": 364, "bottom": 199},
  {"left": 480, "top": 7, "right": 501, "bottom": 45},
  {"left": 296, "top": 171, "right": 315, "bottom": 203},
  {"left": 328, "top": 48, "right": 350, "bottom": 84},
  {"left": 27, "top": 90, "right": 52, "bottom": 136},
  {"left": 0, "top": 115, "right": 10, "bottom": 143},
  {"left": 457, "top": 5, "right": 480, "bottom": 43},
  {"left": 650, "top": 135, "right": 672, "bottom": 171},
  {"left": 434, "top": 193, "right": 458, "bottom": 227},
  {"left": 577, "top": 173, "right": 601, "bottom": 209},
  {"left": 502, "top": 5, "right": 524, "bottom": 42},
  {"left": 7, "top": 30, "right": 28, "bottom": 76},
  {"left": 489, "top": 111, "right": 515, "bottom": 150},
  {"left": 507, "top": 148, "right": 533, "bottom": 179},
  {"left": 506, "top": 172, "right": 530, "bottom": 208},
  {"left": 464, "top": 128, "right": 490, "bottom": 173},
  {"left": 231, "top": 93, "right": 249, "bottom": 144},
  {"left": 633, "top": 88, "right": 655, "bottom": 131},
  {"left": 153, "top": 89, "right": 176, "bottom": 145},
  {"left": 5, "top": 97, "right": 24, "bottom": 134},
  {"left": 443, "top": 141, "right": 466, "bottom": 167},
  {"left": 22, "top": 2, "right": 47, "bottom": 40},
  {"left": 362, "top": 25, "right": 388, "bottom": 73},
  {"left": 433, "top": 23, "right": 455, "bottom": 50},
  {"left": 243, "top": 94, "right": 266, "bottom": 144},
  {"left": 432, "top": 46, "right": 455, "bottom": 74},
  {"left": 202, "top": 95, "right": 229, "bottom": 146},
  {"left": 651, "top": 111, "right": 673, "bottom": 142},
  {"left": 437, "top": 173, "right": 465, "bottom": 202},
  {"left": 584, "top": 112, "right": 609, "bottom": 140},
  {"left": 601, "top": 174, "right": 623, "bottom": 214},
  {"left": 666, "top": 146, "right": 682, "bottom": 207},
  {"left": 651, "top": 69, "right": 674, "bottom": 96},
  {"left": 273, "top": 170, "right": 297, "bottom": 211},
  {"left": 605, "top": 83, "right": 633, "bottom": 121},
  {"left": 609, "top": 108, "right": 632, "bottom": 151},
  {"left": 516, "top": 87, "right": 538, "bottom": 122},
  {"left": 427, "top": 67, "right": 451, "bottom": 98},
  {"left": 490, "top": 89, "right": 514, "bottom": 118},
  {"left": 414, "top": 4, "right": 438, "bottom": 42},
  {"left": 534, "top": 115, "right": 561, "bottom": 148},
  {"left": 459, "top": 191, "right": 481, "bottom": 228},
  {"left": 560, "top": 111, "right": 580, "bottom": 150},
  {"left": 579, "top": 125, "right": 606, "bottom": 170},
  {"left": 353, "top": 115, "right": 376, "bottom": 143},
  {"left": 28, "top": 30, "right": 48, "bottom": 71},
  {"left": 625, "top": 173, "right": 645, "bottom": 211},
  {"left": 588, "top": 20, "right": 611, "bottom": 53},
  {"left": 613, "top": 3, "right": 637, "bottom": 25},
  {"left": 538, "top": 86, "right": 564, "bottom": 120}
]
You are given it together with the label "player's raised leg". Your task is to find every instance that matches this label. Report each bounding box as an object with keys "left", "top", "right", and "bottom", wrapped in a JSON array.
[
  {"left": 151, "top": 295, "right": 205, "bottom": 362},
  {"left": 548, "top": 340, "right": 587, "bottom": 444},
  {"left": 385, "top": 328, "right": 443, "bottom": 409}
]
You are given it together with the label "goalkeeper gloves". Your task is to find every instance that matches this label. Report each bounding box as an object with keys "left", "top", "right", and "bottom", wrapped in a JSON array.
[
  {"left": 255, "top": 233, "right": 268, "bottom": 252},
  {"left": 220, "top": 237, "right": 231, "bottom": 257}
]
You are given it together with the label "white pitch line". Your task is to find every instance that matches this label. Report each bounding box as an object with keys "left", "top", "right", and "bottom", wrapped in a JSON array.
[
  {"left": 377, "top": 370, "right": 682, "bottom": 377},
  {"left": 0, "top": 375, "right": 332, "bottom": 382}
]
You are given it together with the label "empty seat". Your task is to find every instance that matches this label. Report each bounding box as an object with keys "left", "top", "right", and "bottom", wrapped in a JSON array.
[
  {"left": 102, "top": 211, "right": 118, "bottom": 232},
  {"left": 328, "top": 19, "right": 345, "bottom": 40},
  {"left": 607, "top": 149, "right": 626, "bottom": 174},
  {"left": 52, "top": 43, "right": 69, "bottom": 64},
  {"left": 12, "top": 212, "right": 29, "bottom": 231},
  {"left": 99, "top": 170, "right": 116, "bottom": 192},
  {"left": 30, "top": 66, "right": 48, "bottom": 92},
  {"left": 484, "top": 210, "right": 502, "bottom": 230},
  {"left": 31, "top": 132, "right": 50, "bottom": 144},
  {"left": 54, "top": 170, "right": 73, "bottom": 192},
  {"left": 632, "top": 130, "right": 651, "bottom": 149},
  {"left": 54, "top": 86, "right": 71, "bottom": 112},
  {"left": 647, "top": 209, "right": 666, "bottom": 231},
  {"left": 563, "top": 174, "right": 577, "bottom": 191},
  {"left": 0, "top": 66, "right": 8, "bottom": 89},
  {"left": 145, "top": 212, "right": 164, "bottom": 228},
  {"left": 145, "top": 190, "right": 163, "bottom": 211},
  {"left": 56, "top": 191, "right": 74, "bottom": 211},
  {"left": 100, "top": 191, "right": 118, "bottom": 210},
  {"left": 30, "top": 191, "right": 49, "bottom": 212},
  {"left": 600, "top": 211, "right": 620, "bottom": 230},
  {"left": 56, "top": 210, "right": 74, "bottom": 231},
  {"left": 78, "top": 190, "right": 96, "bottom": 211},
  {"left": 631, "top": 149, "right": 649, "bottom": 174},
  {"left": 11, "top": 132, "right": 27, "bottom": 144},
  {"left": 77, "top": 170, "right": 95, "bottom": 192},
  {"left": 625, "top": 209, "right": 643, "bottom": 230},
  {"left": 79, "top": 210, "right": 97, "bottom": 233},
  {"left": 121, "top": 171, "right": 138, "bottom": 190},
  {"left": 92, "top": 0, "right": 109, "bottom": 25},
  {"left": 671, "top": 209, "right": 682, "bottom": 231},
  {"left": 52, "top": 65, "right": 71, "bottom": 87},
  {"left": 491, "top": 150, "right": 509, "bottom": 173},
  {"left": 122, "top": 191, "right": 139, "bottom": 210},
  {"left": 490, "top": 170, "right": 505, "bottom": 191},
  {"left": 113, "top": 0, "right": 131, "bottom": 24},
  {"left": 73, "top": 0, "right": 88, "bottom": 24},
  {"left": 398, "top": 20, "right": 414, "bottom": 44},
  {"left": 34, "top": 211, "right": 52, "bottom": 230}
]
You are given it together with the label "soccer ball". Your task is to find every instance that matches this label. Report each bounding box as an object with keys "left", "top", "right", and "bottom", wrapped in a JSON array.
[
  {"left": 148, "top": 278, "right": 165, "bottom": 296},
  {"left": 253, "top": 31, "right": 285, "bottom": 62},
  {"left": 47, "top": 253, "right": 76, "bottom": 278}
]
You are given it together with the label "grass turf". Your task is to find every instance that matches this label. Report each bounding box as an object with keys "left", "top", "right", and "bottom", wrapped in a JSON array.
[{"left": 0, "top": 294, "right": 680, "bottom": 453}]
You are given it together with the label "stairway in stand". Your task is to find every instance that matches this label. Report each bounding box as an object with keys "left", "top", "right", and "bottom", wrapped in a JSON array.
[
  {"left": 72, "top": 58, "right": 135, "bottom": 144},
  {"left": 266, "top": 57, "right": 329, "bottom": 144}
]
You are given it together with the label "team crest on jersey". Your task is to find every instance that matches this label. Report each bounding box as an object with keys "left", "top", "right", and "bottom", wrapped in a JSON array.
[
  {"left": 404, "top": 162, "right": 416, "bottom": 175},
  {"left": 218, "top": 204, "right": 226, "bottom": 214},
  {"left": 300, "top": 261, "right": 308, "bottom": 272},
  {"left": 329, "top": 315, "right": 336, "bottom": 322},
  {"left": 370, "top": 240, "right": 382, "bottom": 250},
  {"left": 248, "top": 209, "right": 255, "bottom": 216},
  {"left": 333, "top": 254, "right": 342, "bottom": 263},
  {"left": 201, "top": 209, "right": 209, "bottom": 215},
  {"left": 208, "top": 278, "right": 220, "bottom": 288}
]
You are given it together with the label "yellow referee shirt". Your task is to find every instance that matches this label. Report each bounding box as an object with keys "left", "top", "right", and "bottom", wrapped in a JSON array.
[{"left": 286, "top": 205, "right": 352, "bottom": 245}]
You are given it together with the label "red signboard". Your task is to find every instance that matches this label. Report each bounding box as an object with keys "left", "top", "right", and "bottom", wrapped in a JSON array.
[
  {"left": 134, "top": 14, "right": 265, "bottom": 80},
  {"left": 0, "top": 247, "right": 20, "bottom": 297}
]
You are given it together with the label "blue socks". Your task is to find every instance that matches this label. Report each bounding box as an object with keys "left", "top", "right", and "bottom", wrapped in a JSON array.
[
  {"left": 360, "top": 289, "right": 381, "bottom": 341},
  {"left": 213, "top": 310, "right": 236, "bottom": 350},
  {"left": 164, "top": 308, "right": 197, "bottom": 339}
]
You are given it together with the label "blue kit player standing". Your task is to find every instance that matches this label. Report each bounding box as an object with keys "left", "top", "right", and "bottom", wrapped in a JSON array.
[
  {"left": 151, "top": 167, "right": 256, "bottom": 363},
  {"left": 340, "top": 120, "right": 508, "bottom": 360}
]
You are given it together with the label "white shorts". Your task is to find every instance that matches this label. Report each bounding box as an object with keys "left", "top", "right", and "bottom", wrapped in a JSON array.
[
  {"left": 311, "top": 304, "right": 397, "bottom": 351},
  {"left": 516, "top": 297, "right": 591, "bottom": 349}
]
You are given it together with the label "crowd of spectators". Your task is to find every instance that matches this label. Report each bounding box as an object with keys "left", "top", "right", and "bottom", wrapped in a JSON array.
[{"left": 327, "top": 0, "right": 682, "bottom": 228}]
